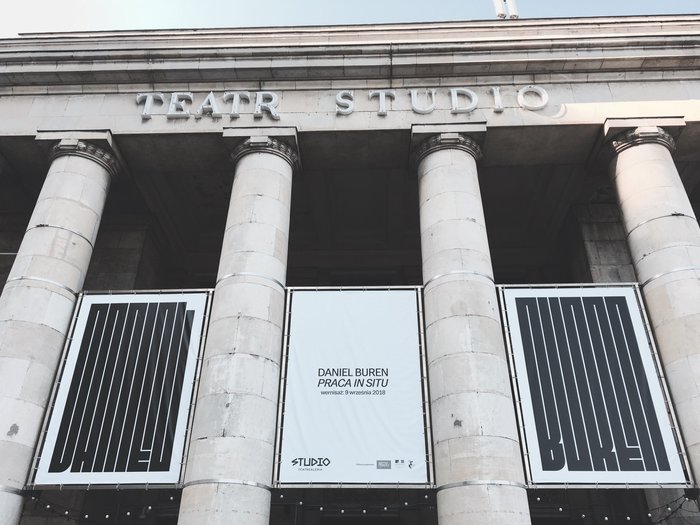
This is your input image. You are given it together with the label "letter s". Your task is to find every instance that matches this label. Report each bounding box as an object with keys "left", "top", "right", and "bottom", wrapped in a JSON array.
[{"left": 336, "top": 90, "right": 354, "bottom": 115}]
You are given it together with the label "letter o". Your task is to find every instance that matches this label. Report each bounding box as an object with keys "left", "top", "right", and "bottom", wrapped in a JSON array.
[{"left": 517, "top": 85, "right": 549, "bottom": 111}]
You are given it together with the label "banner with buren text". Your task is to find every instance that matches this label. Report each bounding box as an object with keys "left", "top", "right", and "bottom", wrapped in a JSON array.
[
  {"left": 277, "top": 288, "right": 430, "bottom": 484},
  {"left": 501, "top": 286, "right": 687, "bottom": 485}
]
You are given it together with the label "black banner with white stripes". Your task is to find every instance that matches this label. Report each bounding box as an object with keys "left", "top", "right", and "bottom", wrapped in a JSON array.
[
  {"left": 35, "top": 293, "right": 207, "bottom": 485},
  {"left": 501, "top": 286, "right": 686, "bottom": 485}
]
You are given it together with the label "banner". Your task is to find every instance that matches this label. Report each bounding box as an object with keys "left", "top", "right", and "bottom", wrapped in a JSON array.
[
  {"left": 278, "top": 289, "right": 430, "bottom": 484},
  {"left": 35, "top": 292, "right": 208, "bottom": 485},
  {"left": 501, "top": 286, "right": 686, "bottom": 485}
]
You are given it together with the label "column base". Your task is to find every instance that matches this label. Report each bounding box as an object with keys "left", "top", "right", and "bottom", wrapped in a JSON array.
[
  {"left": 437, "top": 484, "right": 530, "bottom": 525},
  {"left": 0, "top": 490, "right": 23, "bottom": 525},
  {"left": 178, "top": 482, "right": 271, "bottom": 525}
]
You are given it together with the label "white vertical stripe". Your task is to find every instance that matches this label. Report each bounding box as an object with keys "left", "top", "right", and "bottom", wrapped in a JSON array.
[
  {"left": 82, "top": 308, "right": 122, "bottom": 470},
  {"left": 113, "top": 304, "right": 150, "bottom": 470},
  {"left": 90, "top": 305, "right": 131, "bottom": 471},
  {"left": 601, "top": 300, "right": 642, "bottom": 461},
  {"left": 145, "top": 306, "right": 179, "bottom": 467},
  {"left": 553, "top": 298, "right": 592, "bottom": 466},
  {"left": 578, "top": 298, "right": 617, "bottom": 470},
  {"left": 59, "top": 308, "right": 103, "bottom": 464},
  {"left": 139, "top": 308, "right": 171, "bottom": 468},
  {"left": 126, "top": 303, "right": 161, "bottom": 470},
  {"left": 160, "top": 309, "right": 189, "bottom": 462},
  {"left": 614, "top": 303, "right": 659, "bottom": 467},
  {"left": 592, "top": 303, "right": 633, "bottom": 450},
  {"left": 525, "top": 304, "right": 554, "bottom": 444},
  {"left": 68, "top": 303, "right": 112, "bottom": 471},
  {"left": 569, "top": 302, "right": 604, "bottom": 453},
  {"left": 535, "top": 299, "right": 564, "bottom": 457},
  {"left": 102, "top": 308, "right": 141, "bottom": 472}
]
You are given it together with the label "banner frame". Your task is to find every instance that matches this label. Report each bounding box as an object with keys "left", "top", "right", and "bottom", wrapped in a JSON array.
[
  {"left": 498, "top": 283, "right": 693, "bottom": 488},
  {"left": 28, "top": 288, "right": 214, "bottom": 490},
  {"left": 273, "top": 286, "right": 435, "bottom": 488}
]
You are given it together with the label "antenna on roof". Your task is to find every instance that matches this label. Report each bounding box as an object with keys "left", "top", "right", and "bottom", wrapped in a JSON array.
[
  {"left": 492, "top": 0, "right": 519, "bottom": 19},
  {"left": 492, "top": 0, "right": 506, "bottom": 18},
  {"left": 506, "top": 0, "right": 519, "bottom": 19}
]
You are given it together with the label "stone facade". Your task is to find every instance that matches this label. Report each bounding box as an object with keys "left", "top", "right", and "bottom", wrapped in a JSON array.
[{"left": 0, "top": 14, "right": 699, "bottom": 525}]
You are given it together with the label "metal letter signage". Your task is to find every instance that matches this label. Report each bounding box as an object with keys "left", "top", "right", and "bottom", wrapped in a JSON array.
[
  {"left": 500, "top": 286, "right": 687, "bottom": 485},
  {"left": 34, "top": 292, "right": 208, "bottom": 485},
  {"left": 138, "top": 86, "right": 551, "bottom": 120},
  {"left": 276, "top": 288, "right": 432, "bottom": 485}
]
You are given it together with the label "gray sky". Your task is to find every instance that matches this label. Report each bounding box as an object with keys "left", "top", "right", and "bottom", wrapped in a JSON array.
[{"left": 1, "top": 0, "right": 698, "bottom": 37}]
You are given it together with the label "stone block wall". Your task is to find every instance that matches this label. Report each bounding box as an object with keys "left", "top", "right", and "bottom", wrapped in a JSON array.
[
  {"left": 83, "top": 222, "right": 163, "bottom": 291},
  {"left": 570, "top": 202, "right": 636, "bottom": 284}
]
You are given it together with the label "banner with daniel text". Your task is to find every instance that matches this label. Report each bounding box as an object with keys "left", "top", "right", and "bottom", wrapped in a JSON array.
[{"left": 277, "top": 288, "right": 430, "bottom": 484}]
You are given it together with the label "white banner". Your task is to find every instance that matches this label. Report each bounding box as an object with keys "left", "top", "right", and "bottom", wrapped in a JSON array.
[
  {"left": 502, "top": 286, "right": 687, "bottom": 485},
  {"left": 278, "top": 289, "right": 429, "bottom": 484},
  {"left": 35, "top": 292, "right": 208, "bottom": 485}
]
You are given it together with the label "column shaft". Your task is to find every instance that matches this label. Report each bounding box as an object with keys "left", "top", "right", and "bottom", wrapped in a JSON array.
[
  {"left": 416, "top": 134, "right": 530, "bottom": 525},
  {"left": 609, "top": 126, "right": 700, "bottom": 480},
  {"left": 179, "top": 137, "right": 296, "bottom": 525},
  {"left": 0, "top": 139, "right": 115, "bottom": 523}
]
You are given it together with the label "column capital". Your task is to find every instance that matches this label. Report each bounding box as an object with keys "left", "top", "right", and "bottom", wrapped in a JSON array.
[
  {"left": 230, "top": 136, "right": 300, "bottom": 171},
  {"left": 605, "top": 126, "right": 676, "bottom": 158},
  {"left": 413, "top": 132, "right": 483, "bottom": 165},
  {"left": 48, "top": 138, "right": 120, "bottom": 180}
]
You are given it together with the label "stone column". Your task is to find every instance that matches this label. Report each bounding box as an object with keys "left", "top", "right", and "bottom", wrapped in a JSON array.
[
  {"left": 0, "top": 139, "right": 118, "bottom": 524},
  {"left": 414, "top": 133, "right": 530, "bottom": 525},
  {"left": 607, "top": 126, "right": 700, "bottom": 481},
  {"left": 179, "top": 136, "right": 297, "bottom": 525}
]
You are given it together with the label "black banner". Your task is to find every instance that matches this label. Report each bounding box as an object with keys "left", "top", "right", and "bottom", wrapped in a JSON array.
[
  {"left": 502, "top": 287, "right": 686, "bottom": 484},
  {"left": 35, "top": 293, "right": 207, "bottom": 485}
]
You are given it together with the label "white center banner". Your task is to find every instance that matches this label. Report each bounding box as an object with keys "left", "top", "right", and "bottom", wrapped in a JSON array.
[{"left": 278, "top": 288, "right": 430, "bottom": 484}]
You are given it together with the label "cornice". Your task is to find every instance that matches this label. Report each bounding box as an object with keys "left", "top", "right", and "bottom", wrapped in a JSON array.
[
  {"left": 9, "top": 14, "right": 700, "bottom": 44},
  {"left": 1, "top": 15, "right": 700, "bottom": 86}
]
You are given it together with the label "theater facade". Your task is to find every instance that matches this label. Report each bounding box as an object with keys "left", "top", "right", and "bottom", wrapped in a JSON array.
[{"left": 1, "top": 13, "right": 700, "bottom": 525}]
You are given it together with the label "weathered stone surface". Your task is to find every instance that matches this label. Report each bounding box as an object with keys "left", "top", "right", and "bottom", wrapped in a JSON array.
[
  {"left": 417, "top": 134, "right": 530, "bottom": 525},
  {"left": 610, "top": 128, "right": 700, "bottom": 519},
  {"left": 0, "top": 140, "right": 114, "bottom": 523},
  {"left": 180, "top": 138, "right": 295, "bottom": 525}
]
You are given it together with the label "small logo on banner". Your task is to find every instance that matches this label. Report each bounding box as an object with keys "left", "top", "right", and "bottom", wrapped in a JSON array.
[
  {"left": 291, "top": 457, "right": 331, "bottom": 471},
  {"left": 376, "top": 460, "right": 392, "bottom": 469}
]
